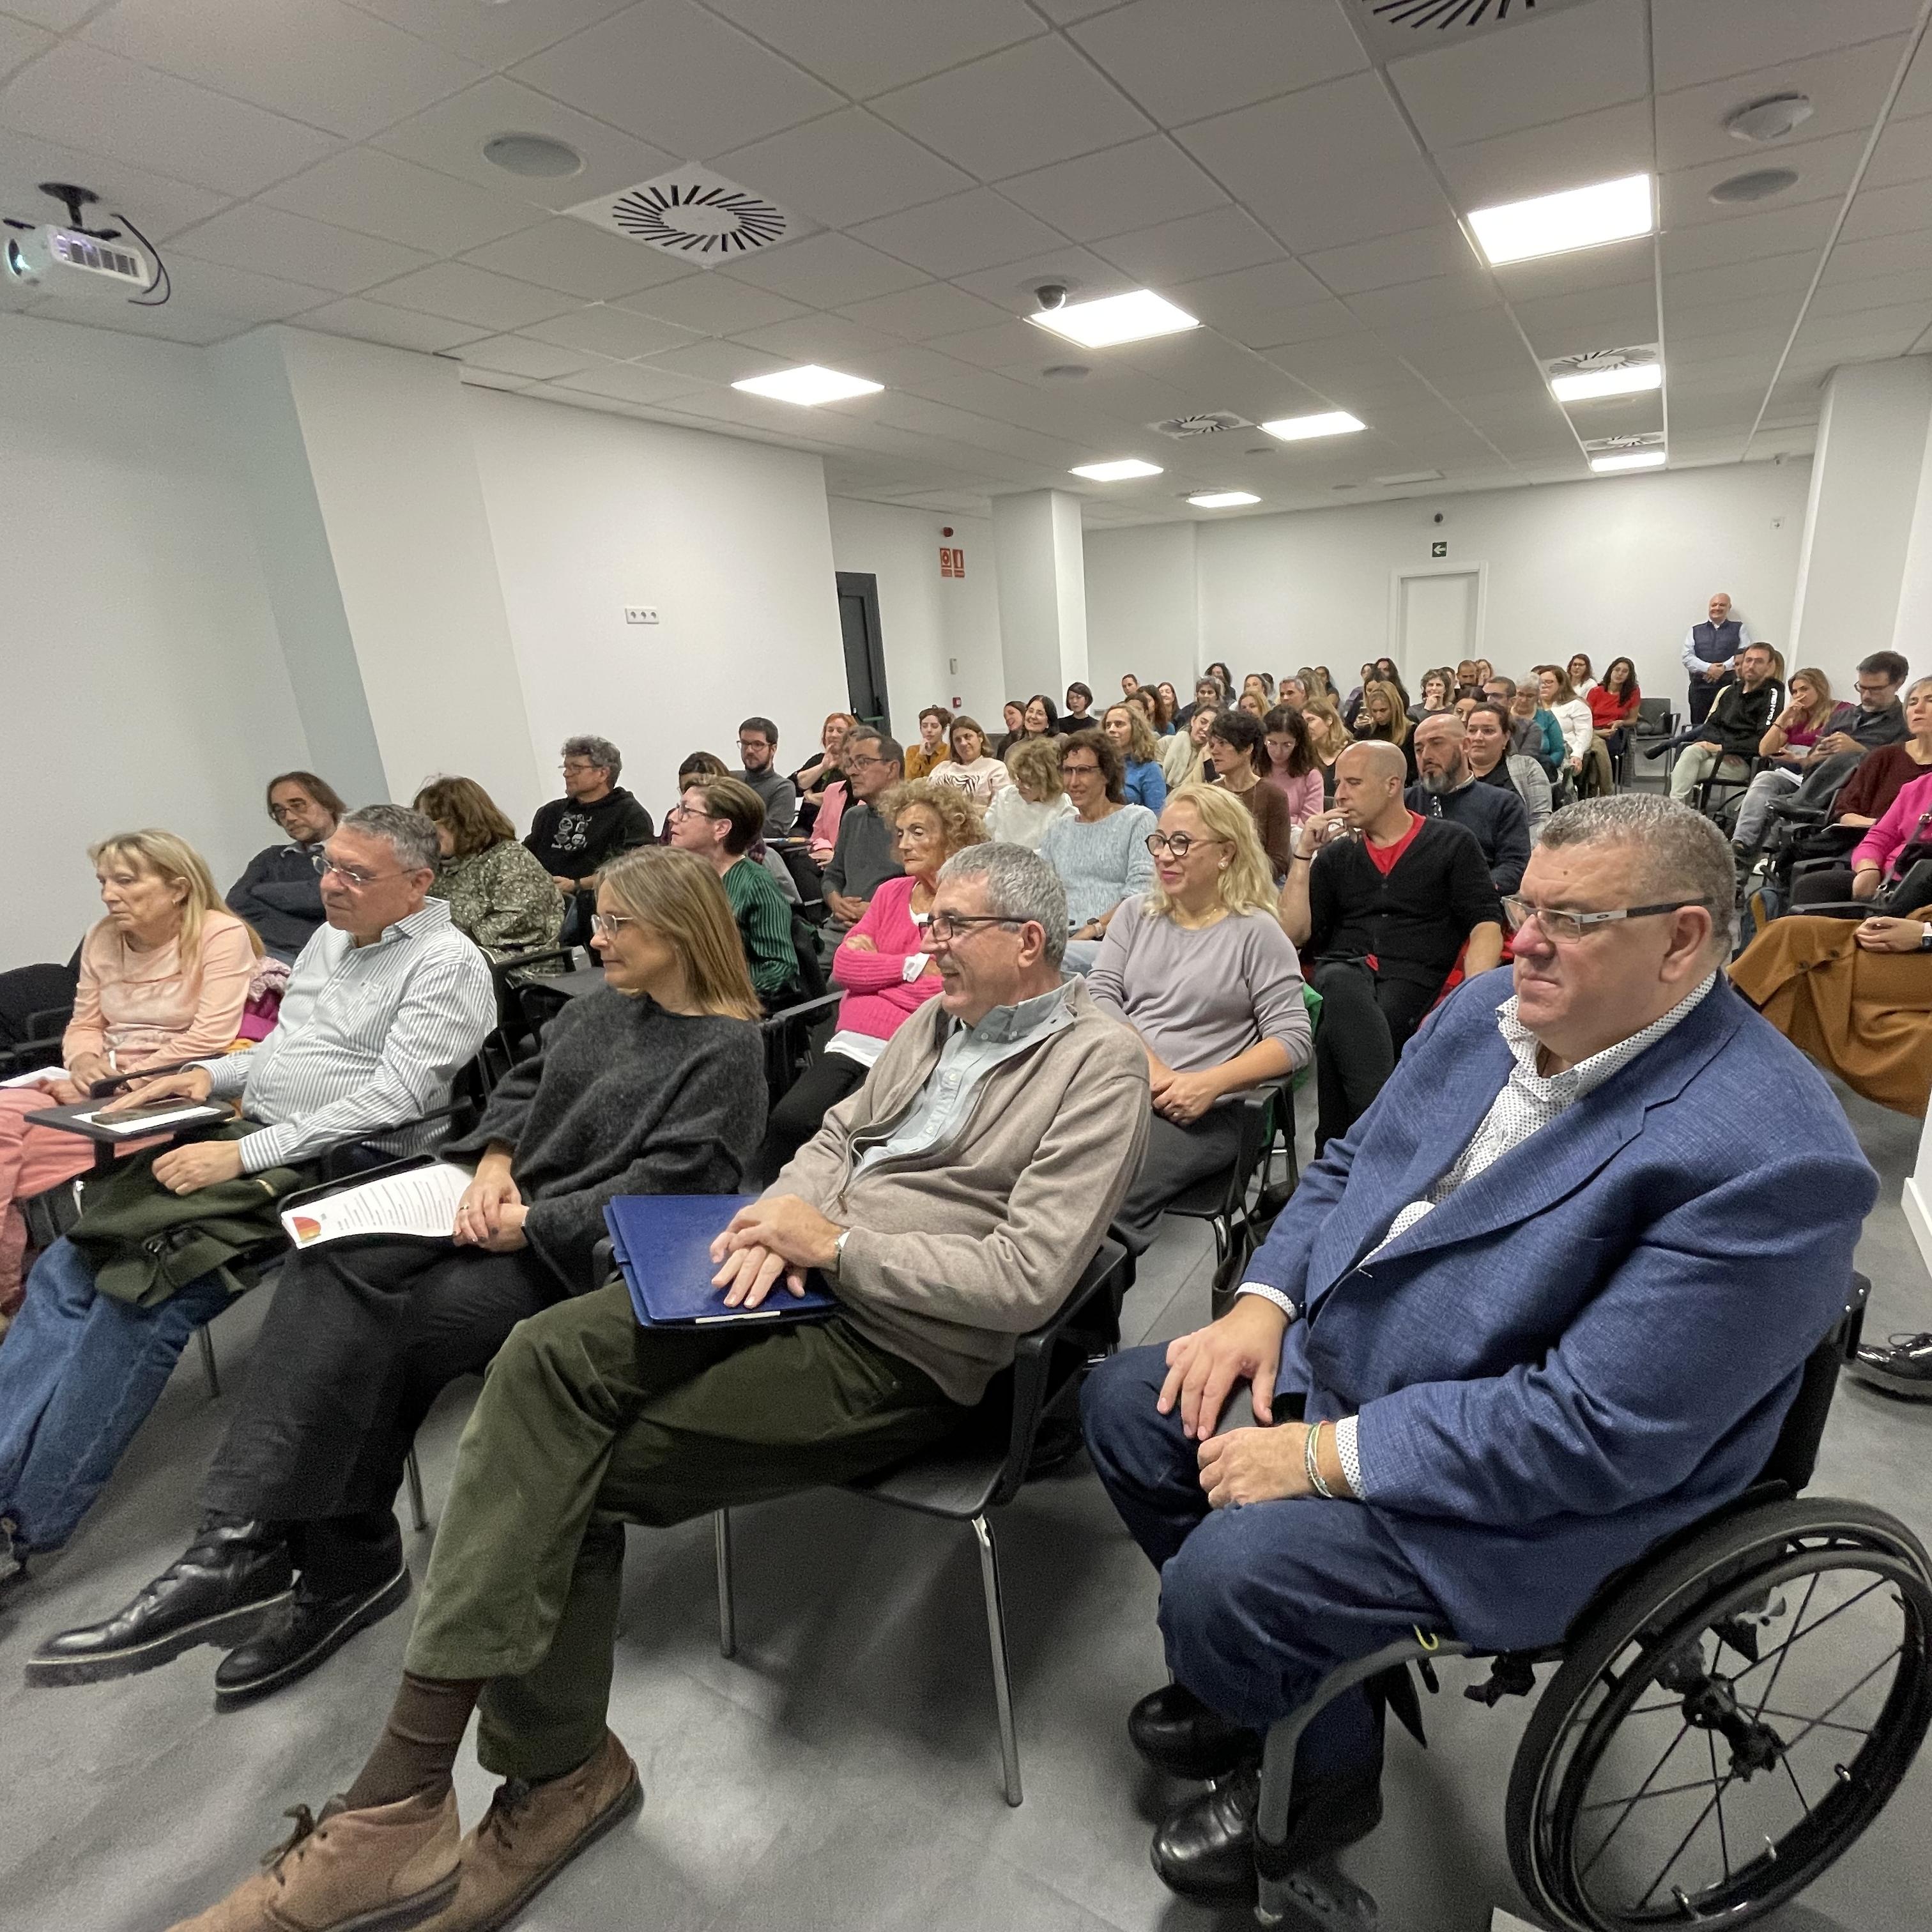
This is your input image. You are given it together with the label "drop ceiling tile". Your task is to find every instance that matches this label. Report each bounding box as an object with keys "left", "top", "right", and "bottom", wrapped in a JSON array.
[
  {"left": 850, "top": 188, "right": 1068, "bottom": 278},
  {"left": 451, "top": 333, "right": 602, "bottom": 381},
  {"left": 1, "top": 0, "right": 95, "bottom": 26},
  {"left": 168, "top": 255, "right": 335, "bottom": 321},
  {"left": 1511, "top": 282, "right": 1659, "bottom": 356},
  {"left": 510, "top": 0, "right": 843, "bottom": 161},
  {"left": 1660, "top": 199, "right": 1837, "bottom": 272},
  {"left": 717, "top": 233, "right": 928, "bottom": 307},
  {"left": 351, "top": 0, "right": 637, "bottom": 66},
  {"left": 1809, "top": 264, "right": 1932, "bottom": 311},
  {"left": 1842, "top": 177, "right": 1932, "bottom": 243},
  {"left": 371, "top": 77, "right": 680, "bottom": 211},
  {"left": 1169, "top": 256, "right": 1334, "bottom": 341},
  {"left": 263, "top": 147, "right": 547, "bottom": 252},
  {"left": 638, "top": 337, "right": 792, "bottom": 383},
  {"left": 1666, "top": 292, "right": 1805, "bottom": 341},
  {"left": 924, "top": 315, "right": 1068, "bottom": 369},
  {"left": 1346, "top": 272, "right": 1498, "bottom": 329},
  {"left": 1655, "top": 40, "right": 1905, "bottom": 172},
  {"left": 0, "top": 126, "right": 228, "bottom": 240},
  {"left": 730, "top": 312, "right": 902, "bottom": 364},
  {"left": 1092, "top": 204, "right": 1283, "bottom": 287},
  {"left": 1663, "top": 129, "right": 1868, "bottom": 230},
  {"left": 1651, "top": 0, "right": 1919, "bottom": 93},
  {"left": 618, "top": 273, "right": 808, "bottom": 335},
  {"left": 1866, "top": 110, "right": 1932, "bottom": 191},
  {"left": 1489, "top": 236, "right": 1655, "bottom": 302},
  {"left": 170, "top": 203, "right": 433, "bottom": 296},
  {"left": 1241, "top": 295, "right": 1370, "bottom": 351},
  {"left": 372, "top": 259, "right": 580, "bottom": 330},
  {"left": 949, "top": 245, "right": 1136, "bottom": 309},
  {"left": 0, "top": 14, "right": 50, "bottom": 82},
  {"left": 459, "top": 217, "right": 692, "bottom": 300},
  {"left": 62, "top": 296, "right": 249, "bottom": 344},
  {"left": 549, "top": 360, "right": 712, "bottom": 404},
  {"left": 0, "top": 42, "right": 338, "bottom": 195},
  {"left": 839, "top": 280, "right": 1011, "bottom": 340},
  {"left": 83, "top": 0, "right": 480, "bottom": 141},
  {"left": 854, "top": 341, "right": 988, "bottom": 387},
  {"left": 1823, "top": 229, "right": 1932, "bottom": 280},
  {"left": 702, "top": 0, "right": 1043, "bottom": 97},
  {"left": 1388, "top": 0, "right": 1648, "bottom": 150},
  {"left": 1068, "top": 0, "right": 1365, "bottom": 126},
  {"left": 1179, "top": 69, "right": 1420, "bottom": 195},
  {"left": 711, "top": 109, "right": 973, "bottom": 229},
  {"left": 1667, "top": 326, "right": 1791, "bottom": 364},
  {"left": 1303, "top": 223, "right": 1480, "bottom": 295},
  {"left": 871, "top": 36, "right": 1151, "bottom": 181},
  {"left": 1663, "top": 250, "right": 1817, "bottom": 312},
  {"left": 295, "top": 296, "right": 491, "bottom": 353},
  {"left": 1795, "top": 298, "right": 1932, "bottom": 342},
  {"left": 519, "top": 303, "right": 702, "bottom": 358},
  {"left": 1434, "top": 100, "right": 1655, "bottom": 211},
  {"left": 995, "top": 134, "right": 1225, "bottom": 242},
  {"left": 457, "top": 366, "right": 535, "bottom": 393}
]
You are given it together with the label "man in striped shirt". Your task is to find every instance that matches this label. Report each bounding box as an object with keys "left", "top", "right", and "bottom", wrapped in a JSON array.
[
  {"left": 0, "top": 806, "right": 494, "bottom": 1590},
  {"left": 666, "top": 775, "right": 800, "bottom": 1006}
]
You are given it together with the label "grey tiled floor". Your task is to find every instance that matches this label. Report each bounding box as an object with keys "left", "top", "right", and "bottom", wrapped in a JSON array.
[{"left": 3, "top": 1084, "right": 1929, "bottom": 1932}]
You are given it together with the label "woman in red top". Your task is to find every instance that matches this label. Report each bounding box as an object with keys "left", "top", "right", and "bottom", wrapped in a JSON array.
[{"left": 1581, "top": 656, "right": 1641, "bottom": 796}]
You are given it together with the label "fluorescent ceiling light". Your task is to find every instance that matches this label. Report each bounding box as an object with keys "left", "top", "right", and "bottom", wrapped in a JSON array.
[
  {"left": 1071, "top": 458, "right": 1163, "bottom": 481},
  {"left": 1550, "top": 362, "right": 1662, "bottom": 402},
  {"left": 1468, "top": 173, "right": 1653, "bottom": 266},
  {"left": 1590, "top": 449, "right": 1666, "bottom": 473},
  {"left": 1029, "top": 289, "right": 1200, "bottom": 348},
  {"left": 1259, "top": 410, "right": 1365, "bottom": 442},
  {"left": 1188, "top": 490, "right": 1260, "bottom": 508},
  {"left": 731, "top": 364, "right": 882, "bottom": 406}
]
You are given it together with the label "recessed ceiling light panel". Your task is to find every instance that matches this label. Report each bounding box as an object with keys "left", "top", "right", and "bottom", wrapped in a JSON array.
[
  {"left": 1029, "top": 289, "right": 1200, "bottom": 348},
  {"left": 1590, "top": 449, "right": 1667, "bottom": 473},
  {"left": 1259, "top": 410, "right": 1365, "bottom": 441},
  {"left": 1551, "top": 362, "right": 1662, "bottom": 402},
  {"left": 1187, "top": 490, "right": 1260, "bottom": 508},
  {"left": 1468, "top": 173, "right": 1653, "bottom": 265},
  {"left": 1071, "top": 458, "right": 1163, "bottom": 481},
  {"left": 733, "top": 365, "right": 883, "bottom": 406}
]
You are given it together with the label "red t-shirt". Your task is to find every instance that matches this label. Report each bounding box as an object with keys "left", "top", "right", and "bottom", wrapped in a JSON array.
[{"left": 1363, "top": 812, "right": 1424, "bottom": 877}]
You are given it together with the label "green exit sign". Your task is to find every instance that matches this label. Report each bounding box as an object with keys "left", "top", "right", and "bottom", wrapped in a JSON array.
[{"left": 1430, "top": 540, "right": 1448, "bottom": 558}]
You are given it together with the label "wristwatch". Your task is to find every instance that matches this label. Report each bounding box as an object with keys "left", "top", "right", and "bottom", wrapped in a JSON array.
[
  {"left": 832, "top": 1228, "right": 853, "bottom": 1275},
  {"left": 1919, "top": 924, "right": 1932, "bottom": 952}
]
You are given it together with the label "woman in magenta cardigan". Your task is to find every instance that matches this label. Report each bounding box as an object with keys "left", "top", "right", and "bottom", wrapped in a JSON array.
[{"left": 754, "top": 779, "right": 988, "bottom": 1179}]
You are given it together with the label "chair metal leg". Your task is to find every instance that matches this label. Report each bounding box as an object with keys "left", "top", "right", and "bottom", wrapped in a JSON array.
[
  {"left": 404, "top": 1446, "right": 428, "bottom": 1534},
  {"left": 714, "top": 1508, "right": 737, "bottom": 1659},
  {"left": 972, "top": 1513, "right": 1022, "bottom": 1807},
  {"left": 196, "top": 1322, "right": 219, "bottom": 1399}
]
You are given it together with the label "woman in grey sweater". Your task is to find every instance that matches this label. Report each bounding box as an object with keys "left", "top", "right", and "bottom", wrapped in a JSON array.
[
  {"left": 33, "top": 850, "right": 765, "bottom": 1708},
  {"left": 1087, "top": 785, "right": 1310, "bottom": 1254},
  {"left": 1041, "top": 728, "right": 1157, "bottom": 974}
]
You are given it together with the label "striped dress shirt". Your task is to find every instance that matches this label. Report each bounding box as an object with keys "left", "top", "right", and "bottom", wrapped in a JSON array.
[{"left": 199, "top": 899, "right": 496, "bottom": 1175}]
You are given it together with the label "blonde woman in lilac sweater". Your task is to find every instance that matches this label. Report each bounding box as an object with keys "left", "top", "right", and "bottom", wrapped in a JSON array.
[{"left": 756, "top": 781, "right": 986, "bottom": 1176}]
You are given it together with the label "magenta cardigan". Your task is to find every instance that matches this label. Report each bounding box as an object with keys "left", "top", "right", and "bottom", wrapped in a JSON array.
[
  {"left": 829, "top": 874, "right": 942, "bottom": 1042},
  {"left": 1851, "top": 770, "right": 1932, "bottom": 881}
]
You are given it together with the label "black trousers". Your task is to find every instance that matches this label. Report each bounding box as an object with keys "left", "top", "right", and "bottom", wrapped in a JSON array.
[
  {"left": 757, "top": 1050, "right": 867, "bottom": 1182},
  {"left": 201, "top": 1242, "right": 565, "bottom": 1594},
  {"left": 1110, "top": 1106, "right": 1245, "bottom": 1255},
  {"left": 1310, "top": 960, "right": 1438, "bottom": 1155},
  {"left": 1792, "top": 866, "right": 1857, "bottom": 906},
  {"left": 1687, "top": 668, "right": 1733, "bottom": 727}
]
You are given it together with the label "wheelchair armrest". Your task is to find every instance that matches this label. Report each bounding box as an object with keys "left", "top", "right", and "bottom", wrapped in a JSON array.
[{"left": 1783, "top": 900, "right": 1875, "bottom": 921}]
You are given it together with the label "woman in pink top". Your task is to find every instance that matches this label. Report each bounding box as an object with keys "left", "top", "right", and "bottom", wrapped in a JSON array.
[
  {"left": 0, "top": 831, "right": 257, "bottom": 1312},
  {"left": 1261, "top": 704, "right": 1324, "bottom": 831},
  {"left": 1848, "top": 769, "right": 1932, "bottom": 900},
  {"left": 756, "top": 779, "right": 986, "bottom": 1178}
]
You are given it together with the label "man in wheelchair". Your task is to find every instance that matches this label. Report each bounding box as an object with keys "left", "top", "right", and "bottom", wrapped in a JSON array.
[{"left": 1083, "top": 794, "right": 1878, "bottom": 1910}]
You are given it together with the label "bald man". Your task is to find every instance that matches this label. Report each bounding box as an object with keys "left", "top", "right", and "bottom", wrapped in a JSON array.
[
  {"left": 1681, "top": 591, "right": 1754, "bottom": 727},
  {"left": 1280, "top": 741, "right": 1503, "bottom": 1149}
]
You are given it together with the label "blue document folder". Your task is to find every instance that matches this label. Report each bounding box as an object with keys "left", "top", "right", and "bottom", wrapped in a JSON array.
[{"left": 604, "top": 1193, "right": 837, "bottom": 1328}]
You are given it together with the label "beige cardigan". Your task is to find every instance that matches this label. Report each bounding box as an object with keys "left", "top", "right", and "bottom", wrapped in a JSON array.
[{"left": 772, "top": 976, "right": 1148, "bottom": 1402}]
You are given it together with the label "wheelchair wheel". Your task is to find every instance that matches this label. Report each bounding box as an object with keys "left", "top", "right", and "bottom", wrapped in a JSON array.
[{"left": 1505, "top": 1498, "right": 1932, "bottom": 1931}]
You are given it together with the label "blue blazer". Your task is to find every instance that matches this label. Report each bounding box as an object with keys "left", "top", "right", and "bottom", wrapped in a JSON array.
[{"left": 1246, "top": 969, "right": 1876, "bottom": 1650}]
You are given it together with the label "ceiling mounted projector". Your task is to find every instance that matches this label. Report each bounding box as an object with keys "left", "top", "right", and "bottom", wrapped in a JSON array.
[{"left": 3, "top": 223, "right": 152, "bottom": 297}]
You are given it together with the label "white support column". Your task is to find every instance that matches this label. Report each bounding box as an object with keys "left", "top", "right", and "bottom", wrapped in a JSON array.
[
  {"left": 1786, "top": 358, "right": 1932, "bottom": 693},
  {"left": 992, "top": 489, "right": 1089, "bottom": 705}
]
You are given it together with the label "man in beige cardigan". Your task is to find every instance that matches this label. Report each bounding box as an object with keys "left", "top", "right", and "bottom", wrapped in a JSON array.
[{"left": 167, "top": 842, "right": 1148, "bottom": 1932}]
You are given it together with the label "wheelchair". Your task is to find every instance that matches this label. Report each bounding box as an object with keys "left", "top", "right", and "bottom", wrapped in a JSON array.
[{"left": 1252, "top": 1274, "right": 1932, "bottom": 1931}]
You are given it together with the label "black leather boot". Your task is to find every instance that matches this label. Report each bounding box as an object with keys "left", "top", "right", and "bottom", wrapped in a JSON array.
[
  {"left": 26, "top": 1516, "right": 291, "bottom": 1685},
  {"left": 214, "top": 1561, "right": 411, "bottom": 1710},
  {"left": 1850, "top": 1331, "right": 1932, "bottom": 1399},
  {"left": 1128, "top": 1681, "right": 1263, "bottom": 1779}
]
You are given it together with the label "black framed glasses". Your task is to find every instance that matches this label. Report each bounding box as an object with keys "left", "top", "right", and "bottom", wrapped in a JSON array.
[
  {"left": 926, "top": 912, "right": 1020, "bottom": 944},
  {"left": 1146, "top": 831, "right": 1229, "bottom": 859},
  {"left": 1501, "top": 896, "right": 1714, "bottom": 943}
]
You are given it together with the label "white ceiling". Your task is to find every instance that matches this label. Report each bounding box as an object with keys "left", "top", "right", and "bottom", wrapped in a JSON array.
[{"left": 3, "top": 0, "right": 1931, "bottom": 526}]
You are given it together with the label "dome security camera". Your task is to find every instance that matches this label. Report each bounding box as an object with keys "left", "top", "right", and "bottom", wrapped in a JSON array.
[{"left": 1033, "top": 282, "right": 1070, "bottom": 312}]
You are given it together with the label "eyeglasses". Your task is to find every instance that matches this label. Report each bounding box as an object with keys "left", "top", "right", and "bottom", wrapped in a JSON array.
[
  {"left": 667, "top": 802, "right": 722, "bottom": 822},
  {"left": 590, "top": 912, "right": 639, "bottom": 938},
  {"left": 560, "top": 761, "right": 601, "bottom": 775},
  {"left": 1500, "top": 896, "right": 1713, "bottom": 943},
  {"left": 926, "top": 912, "right": 1020, "bottom": 944},
  {"left": 268, "top": 800, "right": 312, "bottom": 822},
  {"left": 1061, "top": 761, "right": 1101, "bottom": 778},
  {"left": 845, "top": 754, "right": 893, "bottom": 772},
  {"left": 313, "top": 855, "right": 399, "bottom": 888},
  {"left": 1146, "top": 831, "right": 1229, "bottom": 859}
]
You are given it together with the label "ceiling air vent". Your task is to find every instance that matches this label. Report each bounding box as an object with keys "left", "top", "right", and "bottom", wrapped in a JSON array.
[
  {"left": 1148, "top": 411, "right": 1254, "bottom": 439},
  {"left": 1352, "top": 0, "right": 1595, "bottom": 57},
  {"left": 1581, "top": 432, "right": 1664, "bottom": 454},
  {"left": 1544, "top": 343, "right": 1658, "bottom": 383},
  {"left": 566, "top": 166, "right": 793, "bottom": 264}
]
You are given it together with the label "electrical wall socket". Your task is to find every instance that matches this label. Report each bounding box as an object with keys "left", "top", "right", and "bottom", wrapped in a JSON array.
[{"left": 624, "top": 606, "right": 659, "bottom": 625}]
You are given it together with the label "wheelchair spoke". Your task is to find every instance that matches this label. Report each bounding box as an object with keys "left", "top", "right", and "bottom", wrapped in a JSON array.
[
  {"left": 1731, "top": 1578, "right": 1888, "bottom": 1688},
  {"left": 1783, "top": 1756, "right": 1812, "bottom": 1820},
  {"left": 1577, "top": 1720, "right": 1694, "bottom": 1879},
  {"left": 1747, "top": 1570, "right": 1821, "bottom": 1719},
  {"left": 1634, "top": 1772, "right": 1737, "bottom": 1912},
  {"left": 1770, "top": 1648, "right": 1903, "bottom": 1759},
  {"left": 1754, "top": 1707, "right": 1874, "bottom": 1738},
  {"left": 1577, "top": 1774, "right": 1744, "bottom": 1815},
  {"left": 1709, "top": 1733, "right": 1732, "bottom": 1883}
]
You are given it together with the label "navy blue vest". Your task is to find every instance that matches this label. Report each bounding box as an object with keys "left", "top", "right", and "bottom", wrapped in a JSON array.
[{"left": 1690, "top": 618, "right": 1742, "bottom": 665}]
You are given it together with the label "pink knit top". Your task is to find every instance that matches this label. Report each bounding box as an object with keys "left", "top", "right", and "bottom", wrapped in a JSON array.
[
  {"left": 63, "top": 908, "right": 256, "bottom": 1071},
  {"left": 829, "top": 874, "right": 942, "bottom": 1042}
]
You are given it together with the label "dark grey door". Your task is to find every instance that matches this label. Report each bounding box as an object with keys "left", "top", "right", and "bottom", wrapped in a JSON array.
[{"left": 836, "top": 571, "right": 889, "bottom": 731}]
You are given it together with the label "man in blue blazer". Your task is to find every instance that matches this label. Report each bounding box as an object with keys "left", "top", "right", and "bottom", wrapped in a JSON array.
[{"left": 1083, "top": 794, "right": 1876, "bottom": 1907}]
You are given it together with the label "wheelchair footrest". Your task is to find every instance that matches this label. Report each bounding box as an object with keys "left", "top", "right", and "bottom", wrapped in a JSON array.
[
  {"left": 1464, "top": 1654, "right": 1538, "bottom": 1706},
  {"left": 1255, "top": 1855, "right": 1379, "bottom": 1931}
]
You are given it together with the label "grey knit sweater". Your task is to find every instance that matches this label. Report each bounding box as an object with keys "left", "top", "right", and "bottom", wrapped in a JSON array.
[{"left": 443, "top": 986, "right": 765, "bottom": 1291}]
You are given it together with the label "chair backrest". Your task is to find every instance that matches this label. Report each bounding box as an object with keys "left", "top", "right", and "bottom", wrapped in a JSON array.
[
  {"left": 789, "top": 911, "right": 827, "bottom": 999},
  {"left": 1756, "top": 1273, "right": 1870, "bottom": 1494},
  {"left": 1636, "top": 697, "right": 1674, "bottom": 731}
]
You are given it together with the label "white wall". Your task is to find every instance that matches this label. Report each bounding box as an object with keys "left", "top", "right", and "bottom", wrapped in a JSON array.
[
  {"left": 1085, "top": 520, "right": 1201, "bottom": 704},
  {"left": 468, "top": 391, "right": 848, "bottom": 827},
  {"left": 1085, "top": 459, "right": 1814, "bottom": 708},
  {"left": 1, "top": 313, "right": 309, "bottom": 959},
  {"left": 826, "top": 498, "right": 1002, "bottom": 741}
]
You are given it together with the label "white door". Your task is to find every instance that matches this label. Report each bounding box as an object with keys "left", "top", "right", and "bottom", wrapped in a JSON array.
[{"left": 1398, "top": 571, "right": 1479, "bottom": 687}]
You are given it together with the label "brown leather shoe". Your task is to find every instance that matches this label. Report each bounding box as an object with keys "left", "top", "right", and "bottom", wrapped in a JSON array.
[
  {"left": 165, "top": 1788, "right": 459, "bottom": 1931},
  {"left": 418, "top": 1731, "right": 641, "bottom": 1931}
]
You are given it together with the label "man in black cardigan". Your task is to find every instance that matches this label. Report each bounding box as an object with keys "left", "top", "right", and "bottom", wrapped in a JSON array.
[
  {"left": 1280, "top": 740, "right": 1503, "bottom": 1150},
  {"left": 1406, "top": 713, "right": 1531, "bottom": 891}
]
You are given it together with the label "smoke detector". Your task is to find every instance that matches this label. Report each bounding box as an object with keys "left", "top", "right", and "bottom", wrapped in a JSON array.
[
  {"left": 1147, "top": 411, "right": 1254, "bottom": 439},
  {"left": 1709, "top": 168, "right": 1798, "bottom": 204},
  {"left": 567, "top": 166, "right": 793, "bottom": 264},
  {"left": 1725, "top": 93, "right": 1814, "bottom": 144}
]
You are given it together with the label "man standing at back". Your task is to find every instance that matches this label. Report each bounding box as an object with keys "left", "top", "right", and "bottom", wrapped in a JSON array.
[
  {"left": 1681, "top": 590, "right": 1754, "bottom": 727},
  {"left": 227, "top": 772, "right": 343, "bottom": 962},
  {"left": 732, "top": 717, "right": 798, "bottom": 838},
  {"left": 525, "top": 737, "right": 655, "bottom": 946}
]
